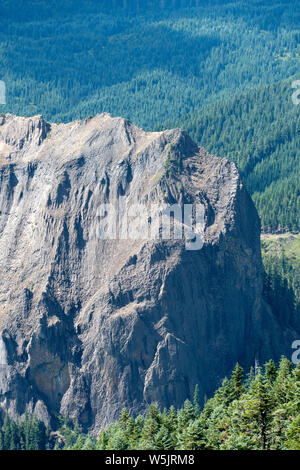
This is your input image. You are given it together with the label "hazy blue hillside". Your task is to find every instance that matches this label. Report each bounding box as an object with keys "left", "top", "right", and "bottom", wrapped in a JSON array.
[{"left": 0, "top": 0, "right": 299, "bottom": 230}]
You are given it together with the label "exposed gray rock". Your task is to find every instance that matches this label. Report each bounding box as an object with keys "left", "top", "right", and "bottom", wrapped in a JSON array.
[{"left": 0, "top": 113, "right": 297, "bottom": 433}]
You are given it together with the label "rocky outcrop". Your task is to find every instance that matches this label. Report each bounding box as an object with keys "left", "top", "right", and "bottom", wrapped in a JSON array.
[{"left": 0, "top": 113, "right": 297, "bottom": 433}]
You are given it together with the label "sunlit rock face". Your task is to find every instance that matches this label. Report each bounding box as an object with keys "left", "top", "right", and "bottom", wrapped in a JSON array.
[{"left": 0, "top": 113, "right": 295, "bottom": 433}]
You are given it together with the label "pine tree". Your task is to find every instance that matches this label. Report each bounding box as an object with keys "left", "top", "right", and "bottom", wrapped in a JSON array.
[
  {"left": 124, "top": 416, "right": 140, "bottom": 449},
  {"left": 285, "top": 415, "right": 300, "bottom": 450},
  {"left": 139, "top": 404, "right": 161, "bottom": 450},
  {"left": 264, "top": 359, "right": 278, "bottom": 385},
  {"left": 71, "top": 434, "right": 86, "bottom": 450},
  {"left": 216, "top": 377, "right": 234, "bottom": 406},
  {"left": 97, "top": 429, "right": 109, "bottom": 450},
  {"left": 193, "top": 385, "right": 200, "bottom": 416},
  {"left": 177, "top": 400, "right": 196, "bottom": 429},
  {"left": 81, "top": 436, "right": 97, "bottom": 450},
  {"left": 229, "top": 363, "right": 245, "bottom": 401},
  {"left": 178, "top": 419, "right": 206, "bottom": 450},
  {"left": 245, "top": 373, "right": 273, "bottom": 449},
  {"left": 245, "top": 366, "right": 255, "bottom": 390},
  {"left": 106, "top": 425, "right": 128, "bottom": 450},
  {"left": 273, "top": 357, "right": 294, "bottom": 406},
  {"left": 120, "top": 408, "right": 130, "bottom": 430},
  {"left": 153, "top": 425, "right": 174, "bottom": 450},
  {"left": 3, "top": 416, "right": 17, "bottom": 450},
  {"left": 165, "top": 406, "right": 178, "bottom": 434}
]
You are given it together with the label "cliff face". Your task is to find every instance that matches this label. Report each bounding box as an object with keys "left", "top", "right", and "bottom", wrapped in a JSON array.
[{"left": 0, "top": 113, "right": 295, "bottom": 432}]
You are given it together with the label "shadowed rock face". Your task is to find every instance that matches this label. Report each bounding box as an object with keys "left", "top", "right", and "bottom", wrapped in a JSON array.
[{"left": 0, "top": 113, "right": 296, "bottom": 432}]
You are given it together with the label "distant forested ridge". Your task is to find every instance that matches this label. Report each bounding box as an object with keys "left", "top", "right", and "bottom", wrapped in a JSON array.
[
  {"left": 171, "top": 81, "right": 300, "bottom": 232},
  {"left": 0, "top": 0, "right": 299, "bottom": 230},
  {"left": 1, "top": 358, "right": 300, "bottom": 450},
  {"left": 0, "top": 1, "right": 250, "bottom": 21},
  {"left": 262, "top": 234, "right": 300, "bottom": 332}
]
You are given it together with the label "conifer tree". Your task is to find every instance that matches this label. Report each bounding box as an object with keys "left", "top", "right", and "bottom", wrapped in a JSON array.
[
  {"left": 264, "top": 359, "right": 278, "bottom": 385},
  {"left": 139, "top": 404, "right": 161, "bottom": 449},
  {"left": 97, "top": 429, "right": 109, "bottom": 450},
  {"left": 245, "top": 373, "right": 273, "bottom": 449},
  {"left": 273, "top": 357, "right": 294, "bottom": 406},
  {"left": 193, "top": 384, "right": 200, "bottom": 416},
  {"left": 285, "top": 415, "right": 300, "bottom": 450},
  {"left": 120, "top": 408, "right": 130, "bottom": 430},
  {"left": 124, "top": 416, "right": 140, "bottom": 449},
  {"left": 216, "top": 377, "right": 235, "bottom": 406},
  {"left": 153, "top": 425, "right": 174, "bottom": 450},
  {"left": 229, "top": 363, "right": 245, "bottom": 401},
  {"left": 106, "top": 426, "right": 128, "bottom": 450},
  {"left": 178, "top": 418, "right": 206, "bottom": 450}
]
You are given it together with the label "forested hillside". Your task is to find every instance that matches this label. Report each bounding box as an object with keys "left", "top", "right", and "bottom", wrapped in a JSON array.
[
  {"left": 0, "top": 1, "right": 299, "bottom": 452},
  {"left": 0, "top": 1, "right": 269, "bottom": 20},
  {"left": 1, "top": 358, "right": 299, "bottom": 450},
  {"left": 170, "top": 81, "right": 300, "bottom": 232},
  {"left": 0, "top": 0, "right": 299, "bottom": 230}
]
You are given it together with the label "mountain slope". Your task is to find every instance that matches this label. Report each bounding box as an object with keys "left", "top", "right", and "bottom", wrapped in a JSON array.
[
  {"left": 0, "top": 113, "right": 297, "bottom": 432},
  {"left": 0, "top": 1, "right": 299, "bottom": 231},
  {"left": 169, "top": 80, "right": 300, "bottom": 231}
]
